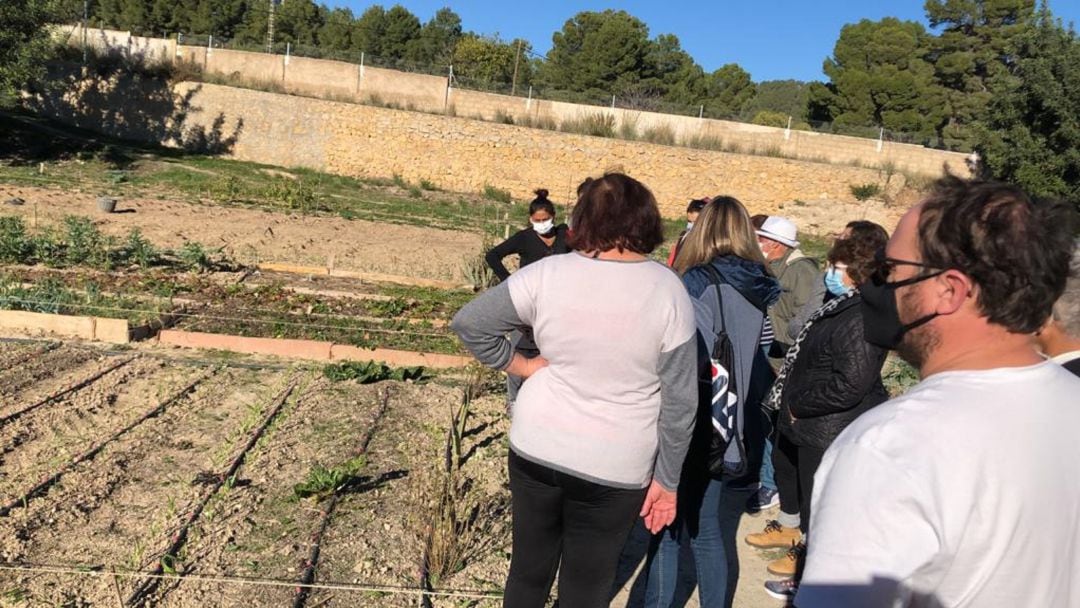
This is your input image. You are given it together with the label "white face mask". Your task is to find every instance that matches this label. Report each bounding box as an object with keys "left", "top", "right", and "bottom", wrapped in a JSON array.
[
  {"left": 686, "top": 221, "right": 694, "bottom": 231},
  {"left": 532, "top": 219, "right": 555, "bottom": 234}
]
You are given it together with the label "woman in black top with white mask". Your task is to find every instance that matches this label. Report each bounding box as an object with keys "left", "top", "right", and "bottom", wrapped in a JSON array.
[
  {"left": 485, "top": 189, "right": 571, "bottom": 280},
  {"left": 484, "top": 189, "right": 571, "bottom": 411}
]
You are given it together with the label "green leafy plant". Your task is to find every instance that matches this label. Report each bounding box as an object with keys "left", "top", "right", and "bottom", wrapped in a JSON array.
[
  {"left": 123, "top": 228, "right": 158, "bottom": 267},
  {"left": 177, "top": 241, "right": 212, "bottom": 273},
  {"left": 367, "top": 296, "right": 410, "bottom": 318},
  {"left": 62, "top": 215, "right": 112, "bottom": 269},
  {"left": 322, "top": 361, "right": 428, "bottom": 383},
  {"left": 294, "top": 455, "right": 367, "bottom": 499},
  {"left": 419, "top": 179, "right": 438, "bottom": 191},
  {"left": 850, "top": 183, "right": 883, "bottom": 201},
  {"left": 0, "top": 216, "right": 31, "bottom": 264}
]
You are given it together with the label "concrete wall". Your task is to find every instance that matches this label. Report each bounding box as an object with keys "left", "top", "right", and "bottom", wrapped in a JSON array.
[{"left": 60, "top": 25, "right": 970, "bottom": 179}]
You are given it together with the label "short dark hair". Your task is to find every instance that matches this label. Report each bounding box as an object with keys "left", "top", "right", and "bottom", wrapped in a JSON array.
[
  {"left": 828, "top": 221, "right": 888, "bottom": 285},
  {"left": 529, "top": 189, "right": 555, "bottom": 216},
  {"left": 918, "top": 175, "right": 1078, "bottom": 333},
  {"left": 751, "top": 214, "right": 768, "bottom": 230},
  {"left": 844, "top": 220, "right": 889, "bottom": 243},
  {"left": 687, "top": 199, "right": 707, "bottom": 213},
  {"left": 569, "top": 173, "right": 665, "bottom": 254}
]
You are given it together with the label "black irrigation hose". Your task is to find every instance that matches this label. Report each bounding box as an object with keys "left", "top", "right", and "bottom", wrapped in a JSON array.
[
  {"left": 0, "top": 368, "right": 216, "bottom": 517},
  {"left": 0, "top": 356, "right": 135, "bottom": 428},
  {"left": 291, "top": 387, "right": 393, "bottom": 608},
  {"left": 126, "top": 381, "right": 298, "bottom": 608}
]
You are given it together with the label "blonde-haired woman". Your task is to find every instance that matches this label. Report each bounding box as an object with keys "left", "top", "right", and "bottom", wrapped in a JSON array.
[{"left": 642, "top": 196, "right": 781, "bottom": 607}]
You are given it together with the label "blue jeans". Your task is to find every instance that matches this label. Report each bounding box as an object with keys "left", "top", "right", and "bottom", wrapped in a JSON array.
[
  {"left": 760, "top": 436, "right": 776, "bottom": 491},
  {"left": 642, "top": 476, "right": 728, "bottom": 608}
]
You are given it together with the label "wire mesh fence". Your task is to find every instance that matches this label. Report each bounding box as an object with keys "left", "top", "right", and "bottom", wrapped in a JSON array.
[{"left": 82, "top": 26, "right": 949, "bottom": 150}]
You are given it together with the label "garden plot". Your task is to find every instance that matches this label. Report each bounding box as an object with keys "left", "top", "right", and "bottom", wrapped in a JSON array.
[
  {"left": 0, "top": 342, "right": 95, "bottom": 400},
  {"left": 0, "top": 366, "right": 297, "bottom": 606},
  {"left": 154, "top": 378, "right": 392, "bottom": 607},
  {"left": 303, "top": 382, "right": 510, "bottom": 608},
  {"left": 0, "top": 356, "right": 172, "bottom": 500}
]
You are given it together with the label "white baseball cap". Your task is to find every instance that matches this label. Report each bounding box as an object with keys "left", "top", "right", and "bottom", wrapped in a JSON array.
[{"left": 756, "top": 216, "right": 799, "bottom": 248}]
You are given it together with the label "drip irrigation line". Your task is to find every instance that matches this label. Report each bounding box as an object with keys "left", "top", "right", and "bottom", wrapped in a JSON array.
[
  {"left": 292, "top": 387, "right": 393, "bottom": 608},
  {"left": 0, "top": 298, "right": 454, "bottom": 339},
  {"left": 0, "top": 562, "right": 503, "bottom": 601},
  {"left": 0, "top": 368, "right": 217, "bottom": 517},
  {"left": 0, "top": 357, "right": 135, "bottom": 428},
  {"left": 126, "top": 380, "right": 298, "bottom": 607}
]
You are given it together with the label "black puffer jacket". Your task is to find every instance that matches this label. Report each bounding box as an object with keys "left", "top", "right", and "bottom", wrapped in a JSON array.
[{"left": 777, "top": 293, "right": 889, "bottom": 450}]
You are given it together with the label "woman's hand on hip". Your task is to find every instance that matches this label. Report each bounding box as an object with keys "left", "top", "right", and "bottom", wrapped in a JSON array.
[
  {"left": 504, "top": 354, "right": 549, "bottom": 379},
  {"left": 640, "top": 479, "right": 677, "bottom": 534}
]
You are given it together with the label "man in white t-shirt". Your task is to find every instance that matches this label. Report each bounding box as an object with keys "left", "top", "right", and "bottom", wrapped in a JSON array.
[{"left": 796, "top": 176, "right": 1080, "bottom": 608}]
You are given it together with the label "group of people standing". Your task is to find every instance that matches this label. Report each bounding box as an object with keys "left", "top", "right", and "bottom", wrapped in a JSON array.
[{"left": 451, "top": 172, "right": 1080, "bottom": 608}]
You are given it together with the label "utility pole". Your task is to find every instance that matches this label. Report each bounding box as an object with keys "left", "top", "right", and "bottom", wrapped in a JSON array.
[
  {"left": 511, "top": 39, "right": 522, "bottom": 96},
  {"left": 82, "top": 0, "right": 89, "bottom": 64},
  {"left": 266, "top": 0, "right": 277, "bottom": 53}
]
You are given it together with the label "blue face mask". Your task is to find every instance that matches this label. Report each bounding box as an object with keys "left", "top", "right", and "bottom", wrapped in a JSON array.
[{"left": 825, "top": 266, "right": 852, "bottom": 296}]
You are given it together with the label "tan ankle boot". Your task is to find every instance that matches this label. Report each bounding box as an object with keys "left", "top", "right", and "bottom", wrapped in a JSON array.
[
  {"left": 745, "top": 519, "right": 802, "bottom": 549},
  {"left": 767, "top": 541, "right": 806, "bottom": 577}
]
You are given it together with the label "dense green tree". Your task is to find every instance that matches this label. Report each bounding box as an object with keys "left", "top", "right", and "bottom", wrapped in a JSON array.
[
  {"left": 976, "top": 8, "right": 1080, "bottom": 203},
  {"left": 351, "top": 5, "right": 387, "bottom": 54},
  {"left": 318, "top": 6, "right": 355, "bottom": 51},
  {"left": 187, "top": 0, "right": 248, "bottom": 39},
  {"left": 924, "top": 0, "right": 1037, "bottom": 148},
  {"left": 380, "top": 5, "right": 421, "bottom": 60},
  {"left": 274, "top": 0, "right": 322, "bottom": 46},
  {"left": 700, "top": 63, "right": 756, "bottom": 118},
  {"left": 744, "top": 80, "right": 811, "bottom": 121},
  {"left": 643, "top": 34, "right": 701, "bottom": 101},
  {"left": 232, "top": 1, "right": 270, "bottom": 46},
  {"left": 538, "top": 10, "right": 652, "bottom": 99},
  {"left": 451, "top": 34, "right": 531, "bottom": 88},
  {"left": 408, "top": 7, "right": 461, "bottom": 64},
  {"left": 0, "top": 0, "right": 58, "bottom": 101},
  {"left": 810, "top": 18, "right": 943, "bottom": 140}
]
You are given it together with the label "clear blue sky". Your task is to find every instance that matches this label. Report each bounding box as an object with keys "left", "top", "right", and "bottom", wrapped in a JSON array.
[{"left": 328, "top": 0, "right": 1080, "bottom": 82}]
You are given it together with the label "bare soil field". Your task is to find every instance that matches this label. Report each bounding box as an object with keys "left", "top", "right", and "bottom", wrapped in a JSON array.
[
  {"left": 0, "top": 185, "right": 484, "bottom": 283},
  {"left": 0, "top": 339, "right": 790, "bottom": 608}
]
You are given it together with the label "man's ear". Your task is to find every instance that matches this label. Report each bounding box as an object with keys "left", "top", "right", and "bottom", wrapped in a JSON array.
[{"left": 933, "top": 269, "right": 974, "bottom": 316}]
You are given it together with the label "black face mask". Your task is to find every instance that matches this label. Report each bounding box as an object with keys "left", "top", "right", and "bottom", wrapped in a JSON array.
[{"left": 860, "top": 271, "right": 944, "bottom": 350}]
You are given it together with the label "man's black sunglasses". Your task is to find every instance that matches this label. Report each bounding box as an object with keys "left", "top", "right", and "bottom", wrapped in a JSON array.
[{"left": 872, "top": 248, "right": 944, "bottom": 283}]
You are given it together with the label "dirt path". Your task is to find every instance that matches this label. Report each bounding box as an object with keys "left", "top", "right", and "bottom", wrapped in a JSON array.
[{"left": 0, "top": 185, "right": 483, "bottom": 282}]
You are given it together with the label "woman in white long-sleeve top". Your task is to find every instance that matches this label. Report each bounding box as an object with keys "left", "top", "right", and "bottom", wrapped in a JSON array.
[{"left": 451, "top": 173, "right": 698, "bottom": 608}]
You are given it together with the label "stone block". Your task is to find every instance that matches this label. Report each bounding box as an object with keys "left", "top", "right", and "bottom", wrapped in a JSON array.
[
  {"left": 93, "top": 317, "right": 131, "bottom": 344},
  {"left": 0, "top": 310, "right": 95, "bottom": 339}
]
